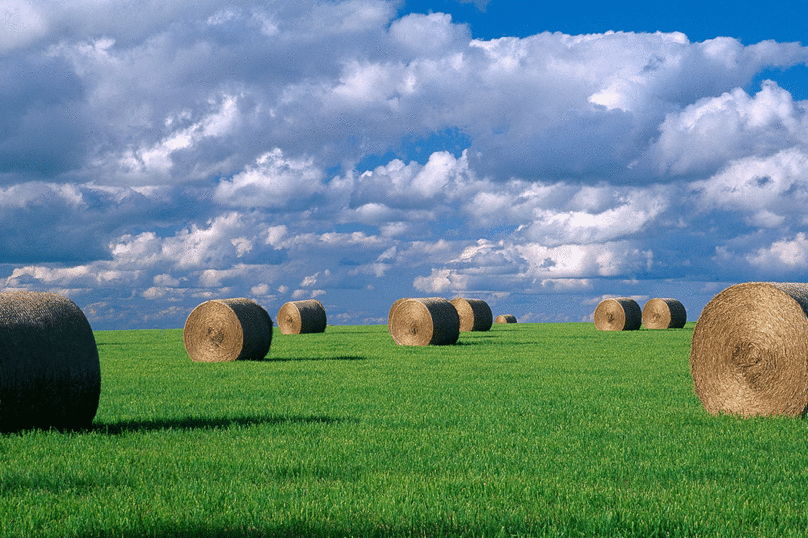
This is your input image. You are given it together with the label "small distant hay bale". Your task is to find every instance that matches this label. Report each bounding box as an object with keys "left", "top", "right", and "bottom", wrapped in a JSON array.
[
  {"left": 277, "top": 299, "right": 327, "bottom": 335},
  {"left": 388, "top": 297, "right": 460, "bottom": 346},
  {"left": 642, "top": 298, "right": 687, "bottom": 329},
  {"left": 0, "top": 291, "right": 101, "bottom": 432},
  {"left": 450, "top": 298, "right": 493, "bottom": 332},
  {"left": 494, "top": 314, "right": 517, "bottom": 324},
  {"left": 690, "top": 282, "right": 808, "bottom": 417},
  {"left": 183, "top": 298, "right": 272, "bottom": 362},
  {"left": 593, "top": 297, "right": 642, "bottom": 331}
]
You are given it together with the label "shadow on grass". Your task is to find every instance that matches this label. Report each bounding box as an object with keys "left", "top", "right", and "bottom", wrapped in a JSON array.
[
  {"left": 266, "top": 355, "right": 366, "bottom": 362},
  {"left": 92, "top": 414, "right": 342, "bottom": 435}
]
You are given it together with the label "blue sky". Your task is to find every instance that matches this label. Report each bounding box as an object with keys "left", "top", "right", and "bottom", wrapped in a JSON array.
[{"left": 2, "top": 0, "right": 808, "bottom": 329}]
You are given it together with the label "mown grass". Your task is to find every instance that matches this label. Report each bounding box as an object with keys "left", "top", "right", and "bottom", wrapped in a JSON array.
[{"left": 2, "top": 323, "right": 808, "bottom": 537}]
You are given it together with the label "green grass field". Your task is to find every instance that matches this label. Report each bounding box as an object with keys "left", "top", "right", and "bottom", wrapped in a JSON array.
[{"left": 2, "top": 323, "right": 808, "bottom": 537}]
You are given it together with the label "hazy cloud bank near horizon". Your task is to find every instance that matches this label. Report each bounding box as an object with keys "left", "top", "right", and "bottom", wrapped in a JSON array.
[{"left": 3, "top": 0, "right": 808, "bottom": 328}]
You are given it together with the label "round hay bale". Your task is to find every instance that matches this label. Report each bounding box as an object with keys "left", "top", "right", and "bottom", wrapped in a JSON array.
[
  {"left": 642, "top": 298, "right": 687, "bottom": 329},
  {"left": 388, "top": 297, "right": 460, "bottom": 346},
  {"left": 277, "top": 299, "right": 327, "bottom": 335},
  {"left": 0, "top": 291, "right": 100, "bottom": 432},
  {"left": 593, "top": 297, "right": 642, "bottom": 331},
  {"left": 450, "top": 298, "right": 493, "bottom": 332},
  {"left": 690, "top": 282, "right": 808, "bottom": 417},
  {"left": 494, "top": 314, "right": 517, "bottom": 324},
  {"left": 183, "top": 298, "right": 272, "bottom": 362}
]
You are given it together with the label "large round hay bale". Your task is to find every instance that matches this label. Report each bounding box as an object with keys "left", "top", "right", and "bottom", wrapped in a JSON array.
[
  {"left": 690, "top": 282, "right": 808, "bottom": 417},
  {"left": 0, "top": 291, "right": 100, "bottom": 432},
  {"left": 494, "top": 314, "right": 517, "bottom": 324},
  {"left": 593, "top": 297, "right": 642, "bottom": 331},
  {"left": 388, "top": 297, "right": 460, "bottom": 346},
  {"left": 450, "top": 298, "right": 493, "bottom": 332},
  {"left": 277, "top": 299, "right": 327, "bottom": 335},
  {"left": 642, "top": 298, "right": 687, "bottom": 329},
  {"left": 183, "top": 298, "right": 272, "bottom": 362}
]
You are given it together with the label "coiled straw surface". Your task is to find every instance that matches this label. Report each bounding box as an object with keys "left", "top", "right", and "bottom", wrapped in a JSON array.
[
  {"left": 450, "top": 298, "right": 493, "bottom": 332},
  {"left": 690, "top": 282, "right": 808, "bottom": 417},
  {"left": 0, "top": 291, "right": 100, "bottom": 432},
  {"left": 593, "top": 297, "right": 642, "bottom": 331},
  {"left": 277, "top": 299, "right": 327, "bottom": 335},
  {"left": 495, "top": 314, "right": 517, "bottom": 324},
  {"left": 642, "top": 298, "right": 687, "bottom": 329},
  {"left": 183, "top": 298, "right": 272, "bottom": 362},
  {"left": 388, "top": 297, "right": 460, "bottom": 346}
]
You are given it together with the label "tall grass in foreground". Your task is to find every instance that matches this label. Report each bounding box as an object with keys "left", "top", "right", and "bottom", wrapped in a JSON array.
[{"left": 2, "top": 323, "right": 808, "bottom": 537}]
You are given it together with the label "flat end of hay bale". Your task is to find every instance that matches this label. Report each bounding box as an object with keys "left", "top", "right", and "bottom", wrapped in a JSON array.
[
  {"left": 494, "top": 314, "right": 517, "bottom": 324},
  {"left": 593, "top": 297, "right": 641, "bottom": 331},
  {"left": 0, "top": 291, "right": 100, "bottom": 432},
  {"left": 450, "top": 298, "right": 493, "bottom": 332},
  {"left": 183, "top": 298, "right": 272, "bottom": 362},
  {"left": 388, "top": 297, "right": 459, "bottom": 346},
  {"left": 277, "top": 299, "right": 327, "bottom": 334},
  {"left": 690, "top": 282, "right": 808, "bottom": 417},
  {"left": 642, "top": 298, "right": 687, "bottom": 329}
]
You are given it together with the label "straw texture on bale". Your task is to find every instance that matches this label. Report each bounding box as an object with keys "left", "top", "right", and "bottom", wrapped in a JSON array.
[
  {"left": 494, "top": 314, "right": 517, "bottom": 324},
  {"left": 183, "top": 298, "right": 272, "bottom": 362},
  {"left": 593, "top": 297, "right": 642, "bottom": 331},
  {"left": 450, "top": 298, "right": 493, "bottom": 332},
  {"left": 277, "top": 299, "right": 327, "bottom": 335},
  {"left": 388, "top": 297, "right": 460, "bottom": 346},
  {"left": 0, "top": 291, "right": 100, "bottom": 432},
  {"left": 642, "top": 298, "right": 687, "bottom": 329},
  {"left": 690, "top": 282, "right": 808, "bottom": 417},
  {"left": 388, "top": 298, "right": 407, "bottom": 336}
]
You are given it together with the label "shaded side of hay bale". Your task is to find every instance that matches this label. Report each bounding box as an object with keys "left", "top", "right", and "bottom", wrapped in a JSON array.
[
  {"left": 690, "top": 282, "right": 808, "bottom": 417},
  {"left": 450, "top": 298, "right": 493, "bottom": 332},
  {"left": 183, "top": 298, "right": 272, "bottom": 362},
  {"left": 0, "top": 291, "right": 100, "bottom": 432},
  {"left": 277, "top": 299, "right": 327, "bottom": 335},
  {"left": 388, "top": 297, "right": 459, "bottom": 346},
  {"left": 494, "top": 314, "right": 517, "bottom": 324},
  {"left": 642, "top": 298, "right": 687, "bottom": 329},
  {"left": 593, "top": 297, "right": 642, "bottom": 331}
]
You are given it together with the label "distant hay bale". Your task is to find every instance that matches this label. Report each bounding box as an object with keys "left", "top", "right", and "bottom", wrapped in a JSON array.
[
  {"left": 0, "top": 291, "right": 100, "bottom": 432},
  {"left": 642, "top": 298, "right": 687, "bottom": 329},
  {"left": 183, "top": 298, "right": 272, "bottom": 362},
  {"left": 450, "top": 298, "right": 493, "bottom": 332},
  {"left": 593, "top": 297, "right": 642, "bottom": 331},
  {"left": 494, "top": 314, "right": 517, "bottom": 324},
  {"left": 388, "top": 297, "right": 460, "bottom": 346},
  {"left": 690, "top": 282, "right": 808, "bottom": 417},
  {"left": 277, "top": 299, "right": 327, "bottom": 335}
]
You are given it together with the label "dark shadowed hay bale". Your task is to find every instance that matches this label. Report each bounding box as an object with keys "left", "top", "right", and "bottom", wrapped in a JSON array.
[
  {"left": 388, "top": 297, "right": 460, "bottom": 346},
  {"left": 277, "top": 299, "right": 327, "bottom": 335},
  {"left": 690, "top": 282, "right": 808, "bottom": 417},
  {"left": 494, "top": 314, "right": 517, "bottom": 324},
  {"left": 593, "top": 297, "right": 642, "bottom": 331},
  {"left": 0, "top": 291, "right": 100, "bottom": 432},
  {"left": 450, "top": 298, "right": 493, "bottom": 332},
  {"left": 183, "top": 298, "right": 272, "bottom": 362},
  {"left": 642, "top": 298, "right": 687, "bottom": 329}
]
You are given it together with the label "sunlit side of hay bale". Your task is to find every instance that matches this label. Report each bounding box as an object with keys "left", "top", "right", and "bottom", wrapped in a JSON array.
[
  {"left": 0, "top": 291, "right": 101, "bottom": 432},
  {"left": 690, "top": 282, "right": 808, "bottom": 417},
  {"left": 494, "top": 314, "right": 517, "bottom": 324},
  {"left": 183, "top": 298, "right": 272, "bottom": 362}
]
